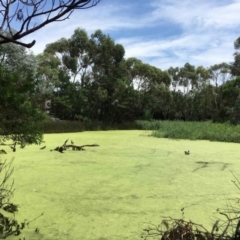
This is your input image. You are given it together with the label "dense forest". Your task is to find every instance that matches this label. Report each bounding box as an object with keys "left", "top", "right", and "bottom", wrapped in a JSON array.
[{"left": 1, "top": 28, "right": 240, "bottom": 126}]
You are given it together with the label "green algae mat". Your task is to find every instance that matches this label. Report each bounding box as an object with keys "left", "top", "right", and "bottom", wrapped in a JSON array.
[{"left": 1, "top": 130, "right": 240, "bottom": 239}]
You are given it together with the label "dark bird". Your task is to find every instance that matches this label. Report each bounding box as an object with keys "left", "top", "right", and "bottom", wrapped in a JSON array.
[
  {"left": 20, "top": 143, "right": 26, "bottom": 149},
  {"left": 10, "top": 142, "right": 16, "bottom": 152},
  {"left": 40, "top": 146, "right": 46, "bottom": 150},
  {"left": 184, "top": 150, "right": 190, "bottom": 155},
  {"left": 71, "top": 140, "right": 74, "bottom": 144}
]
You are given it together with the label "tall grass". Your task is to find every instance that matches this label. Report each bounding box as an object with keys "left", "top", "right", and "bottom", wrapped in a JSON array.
[{"left": 136, "top": 120, "right": 240, "bottom": 143}]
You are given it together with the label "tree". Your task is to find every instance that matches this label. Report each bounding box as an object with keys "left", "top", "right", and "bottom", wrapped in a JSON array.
[
  {"left": 45, "top": 28, "right": 92, "bottom": 87},
  {"left": 0, "top": 40, "right": 37, "bottom": 75},
  {"left": 44, "top": 29, "right": 141, "bottom": 122},
  {"left": 0, "top": 67, "right": 44, "bottom": 144},
  {"left": 168, "top": 66, "right": 180, "bottom": 92},
  {"left": 209, "top": 63, "right": 232, "bottom": 87},
  {"left": 35, "top": 52, "right": 61, "bottom": 112},
  {"left": 232, "top": 37, "right": 240, "bottom": 76},
  {"left": 0, "top": 42, "right": 44, "bottom": 144},
  {"left": 0, "top": 0, "right": 100, "bottom": 48},
  {"left": 125, "top": 57, "right": 171, "bottom": 119},
  {"left": 87, "top": 30, "right": 130, "bottom": 122},
  {"left": 196, "top": 66, "right": 210, "bottom": 88},
  {"left": 229, "top": 94, "right": 240, "bottom": 125},
  {"left": 178, "top": 63, "right": 198, "bottom": 93}
]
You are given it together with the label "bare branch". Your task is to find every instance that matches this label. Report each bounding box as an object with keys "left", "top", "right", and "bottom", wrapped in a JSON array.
[{"left": 0, "top": 0, "right": 101, "bottom": 48}]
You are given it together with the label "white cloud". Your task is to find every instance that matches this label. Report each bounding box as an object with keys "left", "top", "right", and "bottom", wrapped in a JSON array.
[
  {"left": 115, "top": 0, "right": 240, "bottom": 69},
  {"left": 23, "top": 2, "right": 146, "bottom": 54},
  {"left": 150, "top": 0, "right": 240, "bottom": 30},
  {"left": 116, "top": 32, "right": 237, "bottom": 70},
  {"left": 21, "top": 0, "right": 240, "bottom": 70}
]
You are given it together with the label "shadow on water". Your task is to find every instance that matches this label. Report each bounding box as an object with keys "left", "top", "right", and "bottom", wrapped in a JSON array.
[{"left": 193, "top": 161, "right": 231, "bottom": 172}]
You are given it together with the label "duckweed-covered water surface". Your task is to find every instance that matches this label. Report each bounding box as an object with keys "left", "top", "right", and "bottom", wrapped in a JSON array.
[{"left": 1, "top": 130, "right": 239, "bottom": 239}]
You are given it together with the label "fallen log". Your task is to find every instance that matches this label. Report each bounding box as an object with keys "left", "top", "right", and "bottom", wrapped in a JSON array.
[
  {"left": 51, "top": 143, "right": 99, "bottom": 153},
  {"left": 65, "top": 144, "right": 99, "bottom": 151}
]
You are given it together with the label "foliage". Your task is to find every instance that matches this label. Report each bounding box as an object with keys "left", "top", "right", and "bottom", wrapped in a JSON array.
[
  {"left": 209, "top": 63, "right": 232, "bottom": 87},
  {"left": 34, "top": 52, "right": 61, "bottom": 111},
  {"left": 0, "top": 42, "right": 38, "bottom": 76},
  {"left": 0, "top": 41, "right": 46, "bottom": 144},
  {"left": 44, "top": 29, "right": 140, "bottom": 122},
  {"left": 0, "top": 158, "right": 44, "bottom": 238},
  {"left": 42, "top": 28, "right": 174, "bottom": 123},
  {"left": 228, "top": 94, "right": 240, "bottom": 125},
  {"left": 0, "top": 158, "right": 20, "bottom": 238},
  {"left": 0, "top": 67, "right": 44, "bottom": 144},
  {"left": 232, "top": 37, "right": 240, "bottom": 76},
  {"left": 4, "top": 28, "right": 237, "bottom": 126}
]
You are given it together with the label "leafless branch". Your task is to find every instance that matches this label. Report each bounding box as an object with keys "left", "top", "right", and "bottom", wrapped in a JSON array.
[{"left": 0, "top": 0, "right": 101, "bottom": 48}]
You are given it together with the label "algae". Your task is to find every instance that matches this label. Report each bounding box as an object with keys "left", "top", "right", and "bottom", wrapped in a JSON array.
[{"left": 0, "top": 130, "right": 238, "bottom": 239}]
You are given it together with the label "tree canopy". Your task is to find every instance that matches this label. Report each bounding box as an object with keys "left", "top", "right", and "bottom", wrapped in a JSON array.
[{"left": 27, "top": 29, "right": 240, "bottom": 124}]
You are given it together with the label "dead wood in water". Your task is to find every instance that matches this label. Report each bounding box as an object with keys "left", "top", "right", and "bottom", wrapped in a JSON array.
[{"left": 50, "top": 140, "right": 99, "bottom": 153}]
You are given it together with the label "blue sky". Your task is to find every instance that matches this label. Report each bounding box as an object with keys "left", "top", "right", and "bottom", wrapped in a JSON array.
[{"left": 23, "top": 0, "right": 240, "bottom": 70}]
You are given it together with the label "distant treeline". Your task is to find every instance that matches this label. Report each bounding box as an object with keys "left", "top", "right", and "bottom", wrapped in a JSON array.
[{"left": 36, "top": 30, "right": 240, "bottom": 124}]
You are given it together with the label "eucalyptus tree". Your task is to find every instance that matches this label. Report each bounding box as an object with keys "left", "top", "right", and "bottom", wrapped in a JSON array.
[
  {"left": 205, "top": 63, "right": 232, "bottom": 121},
  {"left": 232, "top": 37, "right": 240, "bottom": 77},
  {"left": 44, "top": 29, "right": 132, "bottom": 122},
  {"left": 218, "top": 76, "right": 240, "bottom": 122},
  {"left": 167, "top": 66, "right": 181, "bottom": 92},
  {"left": 125, "top": 57, "right": 171, "bottom": 118},
  {"left": 44, "top": 29, "right": 92, "bottom": 119},
  {"left": 196, "top": 66, "right": 211, "bottom": 88},
  {"left": 178, "top": 63, "right": 198, "bottom": 92},
  {"left": 126, "top": 57, "right": 171, "bottom": 91},
  {"left": 45, "top": 28, "right": 92, "bottom": 87},
  {"left": 168, "top": 63, "right": 198, "bottom": 120},
  {"left": 88, "top": 30, "right": 131, "bottom": 122},
  {"left": 209, "top": 63, "right": 232, "bottom": 87}
]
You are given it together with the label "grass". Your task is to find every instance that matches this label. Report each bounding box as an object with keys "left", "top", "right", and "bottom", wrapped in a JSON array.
[
  {"left": 137, "top": 120, "right": 240, "bottom": 143},
  {"left": 1, "top": 130, "right": 240, "bottom": 239}
]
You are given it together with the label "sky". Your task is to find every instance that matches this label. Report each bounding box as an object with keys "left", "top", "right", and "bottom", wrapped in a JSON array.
[{"left": 22, "top": 0, "right": 240, "bottom": 71}]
